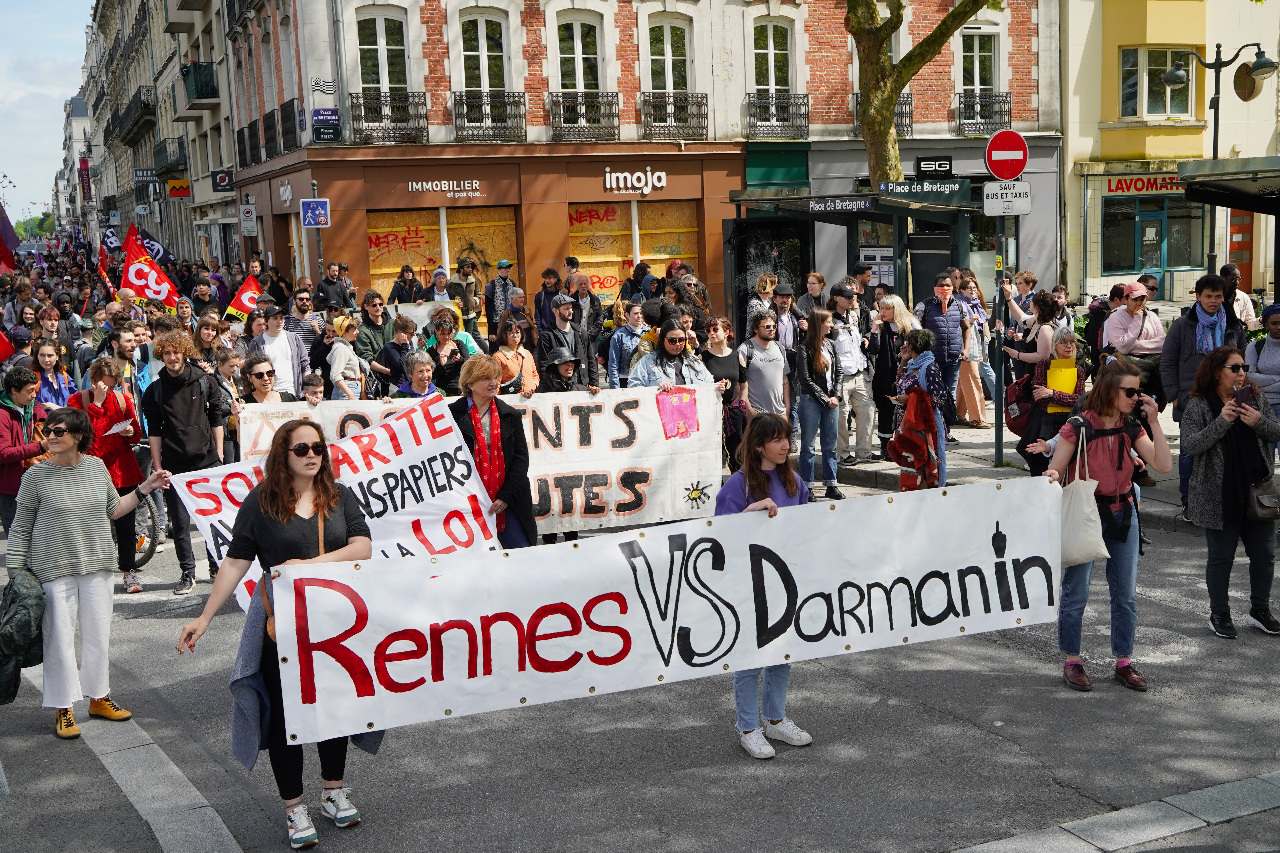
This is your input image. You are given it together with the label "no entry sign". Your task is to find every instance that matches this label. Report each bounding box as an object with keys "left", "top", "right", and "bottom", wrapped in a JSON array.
[{"left": 984, "top": 130, "right": 1029, "bottom": 181}]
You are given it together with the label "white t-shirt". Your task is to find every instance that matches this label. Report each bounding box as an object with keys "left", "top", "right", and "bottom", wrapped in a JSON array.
[{"left": 262, "top": 331, "right": 294, "bottom": 394}]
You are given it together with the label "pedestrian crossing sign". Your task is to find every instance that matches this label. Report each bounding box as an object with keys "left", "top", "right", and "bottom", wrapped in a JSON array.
[{"left": 300, "top": 198, "right": 331, "bottom": 228}]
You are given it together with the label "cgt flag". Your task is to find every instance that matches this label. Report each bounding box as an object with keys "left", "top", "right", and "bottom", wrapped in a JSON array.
[
  {"left": 224, "top": 274, "right": 262, "bottom": 320},
  {"left": 123, "top": 228, "right": 178, "bottom": 312}
]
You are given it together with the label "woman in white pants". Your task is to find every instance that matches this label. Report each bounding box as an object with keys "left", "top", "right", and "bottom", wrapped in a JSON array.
[{"left": 5, "top": 406, "right": 169, "bottom": 738}]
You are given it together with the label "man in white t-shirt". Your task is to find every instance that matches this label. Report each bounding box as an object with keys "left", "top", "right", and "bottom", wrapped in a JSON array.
[{"left": 248, "top": 305, "right": 310, "bottom": 397}]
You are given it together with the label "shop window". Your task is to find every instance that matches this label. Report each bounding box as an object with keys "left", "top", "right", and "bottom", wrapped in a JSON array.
[
  {"left": 558, "top": 17, "right": 600, "bottom": 92},
  {"left": 1119, "top": 47, "right": 1192, "bottom": 118},
  {"left": 462, "top": 15, "right": 507, "bottom": 91},
  {"left": 1101, "top": 196, "right": 1204, "bottom": 273},
  {"left": 357, "top": 13, "right": 409, "bottom": 95},
  {"left": 753, "top": 23, "right": 791, "bottom": 94},
  {"left": 649, "top": 22, "right": 689, "bottom": 92}
]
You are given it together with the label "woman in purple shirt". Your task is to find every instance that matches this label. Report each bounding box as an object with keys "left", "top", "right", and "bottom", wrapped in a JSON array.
[{"left": 715, "top": 412, "right": 813, "bottom": 759}]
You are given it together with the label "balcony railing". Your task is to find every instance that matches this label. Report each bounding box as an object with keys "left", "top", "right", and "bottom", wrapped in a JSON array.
[
  {"left": 247, "top": 119, "right": 262, "bottom": 165},
  {"left": 548, "top": 91, "right": 619, "bottom": 142},
  {"left": 262, "top": 110, "right": 280, "bottom": 160},
  {"left": 954, "top": 91, "right": 1011, "bottom": 136},
  {"left": 452, "top": 91, "right": 526, "bottom": 143},
  {"left": 153, "top": 137, "right": 187, "bottom": 176},
  {"left": 280, "top": 98, "right": 300, "bottom": 152},
  {"left": 639, "top": 92, "right": 708, "bottom": 141},
  {"left": 351, "top": 91, "right": 429, "bottom": 144},
  {"left": 119, "top": 86, "right": 157, "bottom": 145},
  {"left": 745, "top": 93, "right": 809, "bottom": 140},
  {"left": 853, "top": 92, "right": 913, "bottom": 139},
  {"left": 181, "top": 61, "right": 219, "bottom": 104}
]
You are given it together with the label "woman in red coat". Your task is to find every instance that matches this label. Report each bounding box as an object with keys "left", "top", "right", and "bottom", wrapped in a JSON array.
[{"left": 68, "top": 358, "right": 145, "bottom": 593}]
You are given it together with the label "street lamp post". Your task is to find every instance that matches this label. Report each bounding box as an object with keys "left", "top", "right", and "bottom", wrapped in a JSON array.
[{"left": 1164, "top": 43, "right": 1277, "bottom": 275}]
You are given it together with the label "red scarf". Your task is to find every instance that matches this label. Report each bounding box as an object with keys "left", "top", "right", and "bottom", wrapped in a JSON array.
[{"left": 469, "top": 397, "right": 507, "bottom": 532}]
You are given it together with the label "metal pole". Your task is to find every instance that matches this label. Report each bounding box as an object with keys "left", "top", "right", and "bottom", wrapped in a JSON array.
[
  {"left": 1207, "top": 43, "right": 1223, "bottom": 275},
  {"left": 311, "top": 180, "right": 324, "bottom": 277},
  {"left": 993, "top": 219, "right": 1006, "bottom": 468}
]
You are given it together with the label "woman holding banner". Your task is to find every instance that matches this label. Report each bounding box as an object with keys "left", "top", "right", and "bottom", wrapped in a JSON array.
[
  {"left": 449, "top": 355, "right": 537, "bottom": 549},
  {"left": 716, "top": 413, "right": 813, "bottom": 759},
  {"left": 177, "top": 420, "right": 376, "bottom": 850}
]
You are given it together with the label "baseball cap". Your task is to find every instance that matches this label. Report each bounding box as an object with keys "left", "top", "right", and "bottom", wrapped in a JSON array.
[
  {"left": 1123, "top": 282, "right": 1148, "bottom": 299},
  {"left": 552, "top": 293, "right": 574, "bottom": 307},
  {"left": 496, "top": 260, "right": 513, "bottom": 269}
]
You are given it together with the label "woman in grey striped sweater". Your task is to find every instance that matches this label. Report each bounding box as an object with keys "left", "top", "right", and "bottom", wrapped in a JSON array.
[{"left": 6, "top": 407, "right": 170, "bottom": 739}]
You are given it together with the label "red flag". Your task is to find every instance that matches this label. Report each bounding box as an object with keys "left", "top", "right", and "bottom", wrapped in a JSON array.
[
  {"left": 224, "top": 275, "right": 263, "bottom": 320},
  {"left": 123, "top": 231, "right": 178, "bottom": 313}
]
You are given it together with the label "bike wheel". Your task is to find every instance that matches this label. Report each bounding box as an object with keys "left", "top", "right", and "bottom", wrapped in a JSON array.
[{"left": 134, "top": 494, "right": 159, "bottom": 568}]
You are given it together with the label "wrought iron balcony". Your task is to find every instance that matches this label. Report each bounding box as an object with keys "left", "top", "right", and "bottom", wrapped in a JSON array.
[
  {"left": 745, "top": 93, "right": 809, "bottom": 140},
  {"left": 351, "top": 91, "right": 429, "bottom": 144},
  {"left": 639, "top": 92, "right": 708, "bottom": 141},
  {"left": 280, "top": 98, "right": 300, "bottom": 152},
  {"left": 954, "top": 91, "right": 1011, "bottom": 136},
  {"left": 262, "top": 110, "right": 280, "bottom": 160},
  {"left": 853, "top": 92, "right": 913, "bottom": 139},
  {"left": 153, "top": 137, "right": 187, "bottom": 177},
  {"left": 181, "top": 62, "right": 219, "bottom": 107},
  {"left": 451, "top": 91, "right": 525, "bottom": 143},
  {"left": 548, "top": 91, "right": 619, "bottom": 143},
  {"left": 119, "top": 86, "right": 157, "bottom": 146}
]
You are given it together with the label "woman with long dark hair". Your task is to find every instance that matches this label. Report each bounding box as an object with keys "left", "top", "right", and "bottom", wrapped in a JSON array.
[
  {"left": 1181, "top": 346, "right": 1280, "bottom": 639},
  {"left": 716, "top": 413, "right": 813, "bottom": 759},
  {"left": 178, "top": 420, "right": 375, "bottom": 849},
  {"left": 794, "top": 309, "right": 843, "bottom": 500}
]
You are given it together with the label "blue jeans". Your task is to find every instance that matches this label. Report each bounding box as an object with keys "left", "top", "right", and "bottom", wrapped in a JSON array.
[
  {"left": 934, "top": 408, "right": 948, "bottom": 487},
  {"left": 1058, "top": 507, "right": 1140, "bottom": 658},
  {"left": 734, "top": 664, "right": 791, "bottom": 732},
  {"left": 497, "top": 512, "right": 531, "bottom": 549},
  {"left": 797, "top": 395, "right": 838, "bottom": 485},
  {"left": 1179, "top": 451, "right": 1194, "bottom": 509}
]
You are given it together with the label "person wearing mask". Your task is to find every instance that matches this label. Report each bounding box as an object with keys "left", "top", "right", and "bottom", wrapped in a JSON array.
[
  {"left": 425, "top": 266, "right": 453, "bottom": 303},
  {"left": 1180, "top": 346, "right": 1280, "bottom": 639},
  {"left": 630, "top": 318, "right": 720, "bottom": 391},
  {"left": 1104, "top": 282, "right": 1167, "bottom": 405},
  {"left": 893, "top": 329, "right": 952, "bottom": 487},
  {"left": 534, "top": 268, "right": 563, "bottom": 333},
  {"left": 537, "top": 293, "right": 600, "bottom": 392},
  {"left": 872, "top": 295, "right": 917, "bottom": 460},
  {"left": 328, "top": 317, "right": 364, "bottom": 401},
  {"left": 391, "top": 352, "right": 438, "bottom": 399},
  {"left": 248, "top": 305, "right": 310, "bottom": 398},
  {"left": 8, "top": 406, "right": 168, "bottom": 739},
  {"left": 241, "top": 352, "right": 297, "bottom": 404},
  {"left": 1162, "top": 274, "right": 1247, "bottom": 520},
  {"left": 716, "top": 412, "right": 813, "bottom": 759},
  {"left": 449, "top": 259, "right": 484, "bottom": 348},
  {"left": 355, "top": 291, "right": 393, "bottom": 395},
  {"left": 795, "top": 272, "right": 828, "bottom": 321},
  {"left": 285, "top": 286, "right": 325, "bottom": 353},
  {"left": 67, "top": 358, "right": 147, "bottom": 593},
  {"left": 1017, "top": 326, "right": 1087, "bottom": 476},
  {"left": 794, "top": 309, "right": 844, "bottom": 501},
  {"left": 1001, "top": 290, "right": 1057, "bottom": 382},
  {"left": 378, "top": 315, "right": 417, "bottom": 389},
  {"left": 1045, "top": 360, "right": 1172, "bottom": 692},
  {"left": 492, "top": 317, "right": 538, "bottom": 398},
  {"left": 484, "top": 260, "right": 518, "bottom": 347},
  {"left": 829, "top": 282, "right": 878, "bottom": 464},
  {"left": 1221, "top": 264, "right": 1259, "bottom": 330},
  {"left": 142, "top": 332, "right": 228, "bottom": 594},
  {"left": 423, "top": 307, "right": 482, "bottom": 397},
  {"left": 178, "top": 420, "right": 376, "bottom": 849},
  {"left": 33, "top": 342, "right": 74, "bottom": 409},
  {"left": 388, "top": 264, "right": 427, "bottom": 305},
  {"left": 914, "top": 272, "right": 970, "bottom": 405},
  {"left": 569, "top": 274, "right": 604, "bottom": 343},
  {"left": 608, "top": 301, "right": 647, "bottom": 389},
  {"left": 0, "top": 367, "right": 50, "bottom": 537},
  {"left": 448, "top": 356, "right": 537, "bottom": 549},
  {"left": 1245, "top": 304, "right": 1280, "bottom": 461}
]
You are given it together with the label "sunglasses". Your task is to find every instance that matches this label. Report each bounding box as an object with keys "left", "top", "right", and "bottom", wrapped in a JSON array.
[
  {"left": 1227, "top": 363, "right": 1251, "bottom": 374},
  {"left": 290, "top": 441, "right": 327, "bottom": 458},
  {"left": 250, "top": 370, "right": 275, "bottom": 380},
  {"left": 47, "top": 426, "right": 75, "bottom": 438}
]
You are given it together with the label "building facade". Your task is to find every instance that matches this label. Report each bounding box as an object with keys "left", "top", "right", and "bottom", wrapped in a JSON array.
[{"left": 1061, "top": 0, "right": 1280, "bottom": 302}]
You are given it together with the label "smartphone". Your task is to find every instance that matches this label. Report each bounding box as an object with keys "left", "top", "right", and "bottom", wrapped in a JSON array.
[{"left": 1234, "top": 384, "right": 1258, "bottom": 408}]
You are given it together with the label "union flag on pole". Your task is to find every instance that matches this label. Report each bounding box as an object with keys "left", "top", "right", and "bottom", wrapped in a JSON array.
[
  {"left": 123, "top": 228, "right": 178, "bottom": 313},
  {"left": 224, "top": 274, "right": 262, "bottom": 321}
]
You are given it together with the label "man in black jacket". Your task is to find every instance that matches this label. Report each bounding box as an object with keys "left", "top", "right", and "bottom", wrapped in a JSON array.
[
  {"left": 537, "top": 293, "right": 600, "bottom": 391},
  {"left": 142, "top": 330, "right": 229, "bottom": 595}
]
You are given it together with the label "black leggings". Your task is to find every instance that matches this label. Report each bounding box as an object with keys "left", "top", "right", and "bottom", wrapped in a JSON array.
[
  {"left": 114, "top": 485, "right": 136, "bottom": 574},
  {"left": 260, "top": 635, "right": 348, "bottom": 801}
]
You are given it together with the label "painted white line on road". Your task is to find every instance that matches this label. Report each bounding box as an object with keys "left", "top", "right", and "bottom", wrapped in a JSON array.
[{"left": 22, "top": 666, "right": 242, "bottom": 853}]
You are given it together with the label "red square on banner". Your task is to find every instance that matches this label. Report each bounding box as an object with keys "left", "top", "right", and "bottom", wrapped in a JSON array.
[{"left": 655, "top": 388, "right": 700, "bottom": 440}]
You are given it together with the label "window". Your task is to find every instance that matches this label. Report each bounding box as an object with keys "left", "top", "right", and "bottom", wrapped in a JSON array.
[
  {"left": 357, "top": 14, "right": 409, "bottom": 96},
  {"left": 961, "top": 33, "right": 995, "bottom": 98},
  {"left": 462, "top": 15, "right": 507, "bottom": 91},
  {"left": 649, "top": 22, "right": 688, "bottom": 92},
  {"left": 558, "top": 19, "right": 600, "bottom": 91},
  {"left": 1101, "top": 196, "right": 1204, "bottom": 273},
  {"left": 1119, "top": 47, "right": 1192, "bottom": 118},
  {"left": 753, "top": 23, "right": 791, "bottom": 94}
]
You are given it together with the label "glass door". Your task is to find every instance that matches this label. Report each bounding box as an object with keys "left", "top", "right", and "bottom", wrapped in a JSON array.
[{"left": 1138, "top": 212, "right": 1165, "bottom": 297}]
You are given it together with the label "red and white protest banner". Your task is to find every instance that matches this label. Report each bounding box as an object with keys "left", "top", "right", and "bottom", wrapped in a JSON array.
[
  {"left": 270, "top": 478, "right": 1062, "bottom": 744},
  {"left": 123, "top": 225, "right": 179, "bottom": 312},
  {"left": 236, "top": 388, "right": 723, "bottom": 535}
]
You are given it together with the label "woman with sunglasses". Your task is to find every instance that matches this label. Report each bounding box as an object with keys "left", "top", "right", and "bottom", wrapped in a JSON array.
[
  {"left": 1045, "top": 360, "right": 1171, "bottom": 692},
  {"left": 629, "top": 318, "right": 722, "bottom": 391},
  {"left": 6, "top": 406, "right": 169, "bottom": 739},
  {"left": 1181, "top": 346, "right": 1280, "bottom": 639},
  {"left": 241, "top": 352, "right": 297, "bottom": 404},
  {"left": 423, "top": 306, "right": 482, "bottom": 397},
  {"left": 178, "top": 420, "right": 375, "bottom": 850}
]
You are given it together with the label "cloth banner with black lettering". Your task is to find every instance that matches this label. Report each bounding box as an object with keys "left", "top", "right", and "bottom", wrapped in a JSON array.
[
  {"left": 236, "top": 388, "right": 723, "bottom": 534},
  {"left": 270, "top": 478, "right": 1061, "bottom": 744}
]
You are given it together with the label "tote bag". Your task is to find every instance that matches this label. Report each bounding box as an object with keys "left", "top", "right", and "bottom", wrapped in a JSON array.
[{"left": 1061, "top": 428, "right": 1111, "bottom": 566}]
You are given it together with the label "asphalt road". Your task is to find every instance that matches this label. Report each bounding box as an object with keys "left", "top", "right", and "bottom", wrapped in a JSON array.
[{"left": 6, "top": 495, "right": 1280, "bottom": 853}]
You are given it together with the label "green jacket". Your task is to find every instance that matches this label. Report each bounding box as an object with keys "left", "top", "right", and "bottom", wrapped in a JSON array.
[
  {"left": 355, "top": 316, "right": 392, "bottom": 365},
  {"left": 0, "top": 568, "right": 45, "bottom": 705}
]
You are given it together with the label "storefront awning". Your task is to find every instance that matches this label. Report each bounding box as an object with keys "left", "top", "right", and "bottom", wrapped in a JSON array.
[{"left": 1177, "top": 156, "right": 1280, "bottom": 217}]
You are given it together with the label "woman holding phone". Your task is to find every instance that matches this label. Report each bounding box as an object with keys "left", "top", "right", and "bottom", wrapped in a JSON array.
[{"left": 1180, "top": 346, "right": 1280, "bottom": 640}]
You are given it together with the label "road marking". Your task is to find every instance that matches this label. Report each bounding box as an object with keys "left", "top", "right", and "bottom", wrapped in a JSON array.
[{"left": 22, "top": 667, "right": 242, "bottom": 853}]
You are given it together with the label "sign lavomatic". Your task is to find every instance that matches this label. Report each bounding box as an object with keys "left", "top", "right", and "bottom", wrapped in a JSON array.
[{"left": 984, "top": 130, "right": 1029, "bottom": 182}]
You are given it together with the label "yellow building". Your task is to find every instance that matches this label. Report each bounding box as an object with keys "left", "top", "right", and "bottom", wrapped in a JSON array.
[{"left": 1061, "top": 0, "right": 1279, "bottom": 302}]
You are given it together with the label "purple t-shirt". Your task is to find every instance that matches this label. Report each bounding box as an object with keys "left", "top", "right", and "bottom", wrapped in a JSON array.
[{"left": 715, "top": 468, "right": 809, "bottom": 516}]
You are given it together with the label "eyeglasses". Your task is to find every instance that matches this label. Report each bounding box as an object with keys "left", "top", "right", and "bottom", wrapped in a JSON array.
[
  {"left": 250, "top": 370, "right": 275, "bottom": 380},
  {"left": 290, "top": 441, "right": 327, "bottom": 458},
  {"left": 47, "top": 426, "right": 74, "bottom": 438},
  {"left": 1227, "top": 363, "right": 1251, "bottom": 374}
]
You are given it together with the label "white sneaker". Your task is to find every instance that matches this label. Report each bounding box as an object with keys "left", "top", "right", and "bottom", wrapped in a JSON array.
[
  {"left": 321, "top": 787, "right": 361, "bottom": 827},
  {"left": 285, "top": 804, "right": 318, "bottom": 849},
  {"left": 764, "top": 718, "right": 813, "bottom": 746},
  {"left": 739, "top": 727, "right": 776, "bottom": 759},
  {"left": 123, "top": 572, "right": 143, "bottom": 594}
]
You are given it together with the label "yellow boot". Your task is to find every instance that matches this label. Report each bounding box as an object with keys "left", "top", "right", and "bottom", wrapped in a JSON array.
[
  {"left": 88, "top": 695, "right": 132, "bottom": 722},
  {"left": 55, "top": 708, "right": 81, "bottom": 739}
]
